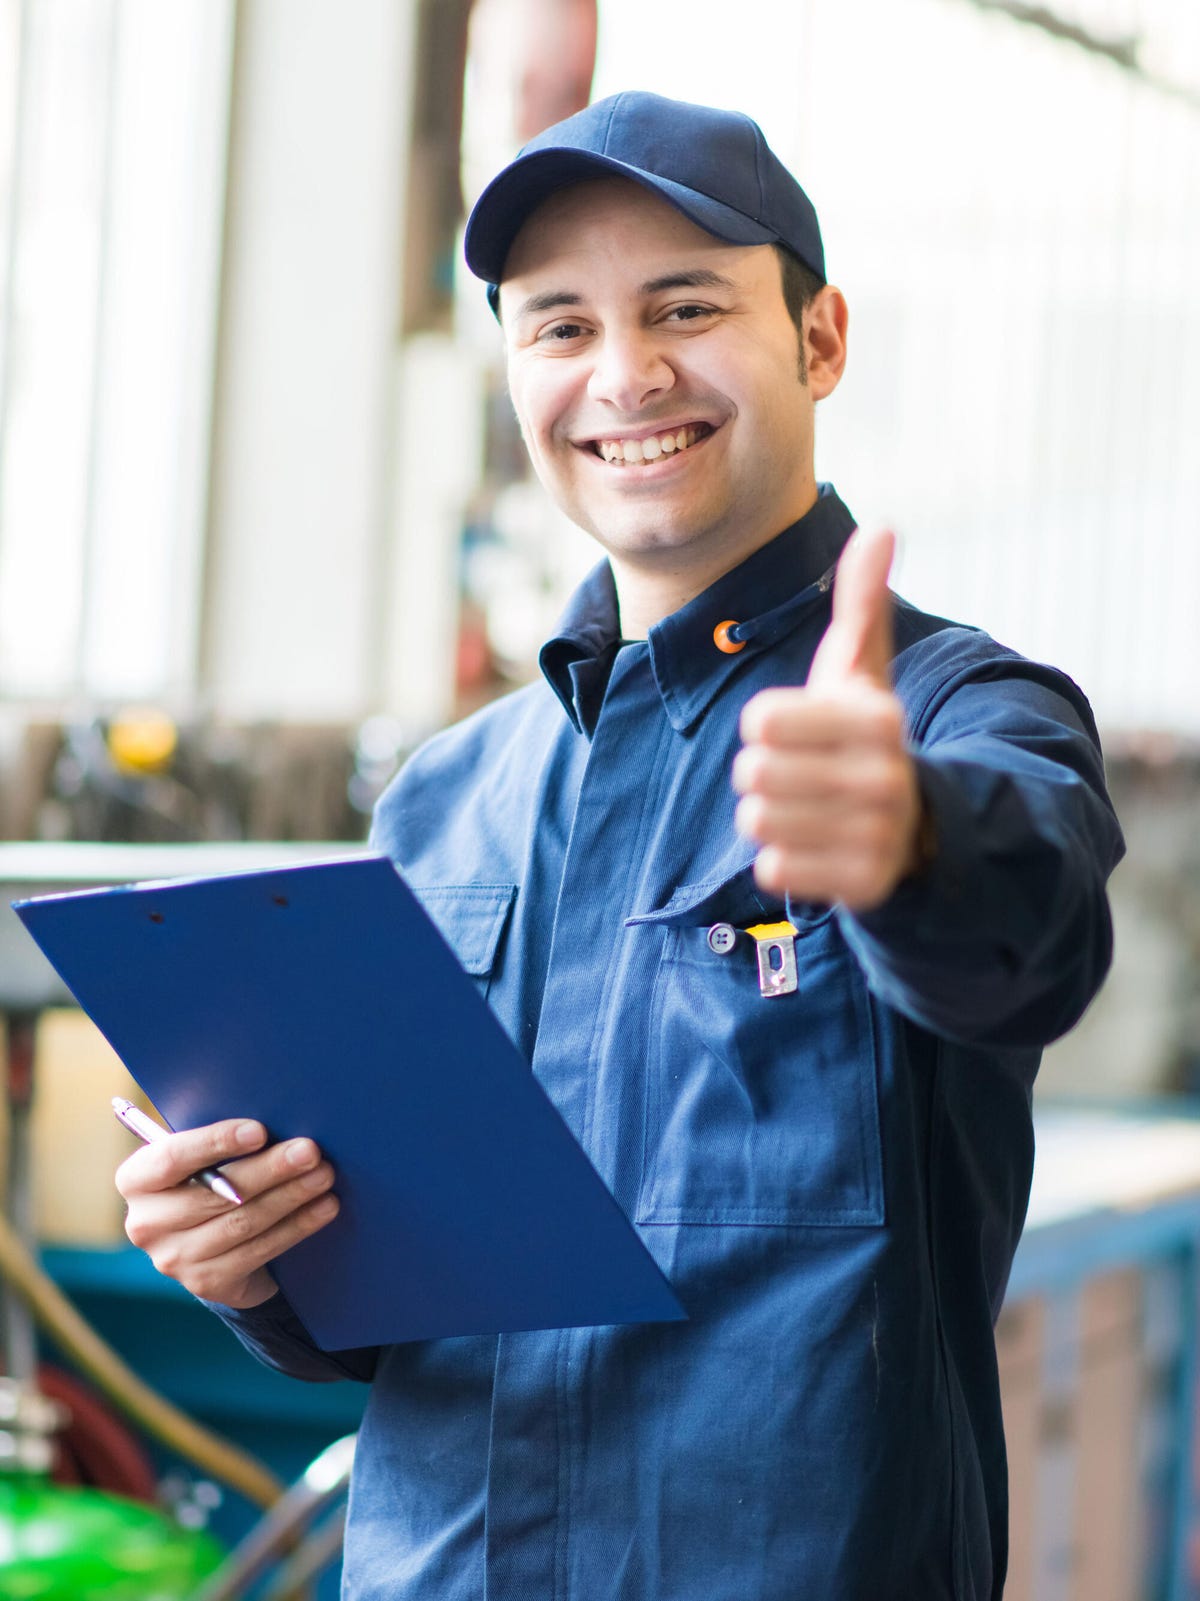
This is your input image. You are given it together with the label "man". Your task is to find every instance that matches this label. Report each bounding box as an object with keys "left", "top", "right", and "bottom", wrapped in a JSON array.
[{"left": 119, "top": 93, "right": 1123, "bottom": 1599}]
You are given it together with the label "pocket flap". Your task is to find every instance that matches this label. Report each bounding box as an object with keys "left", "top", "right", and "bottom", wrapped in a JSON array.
[
  {"left": 628, "top": 865, "right": 834, "bottom": 935},
  {"left": 410, "top": 884, "right": 516, "bottom": 976},
  {"left": 626, "top": 861, "right": 766, "bottom": 930}
]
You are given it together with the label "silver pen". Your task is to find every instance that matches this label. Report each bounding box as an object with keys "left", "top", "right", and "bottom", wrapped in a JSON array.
[{"left": 112, "top": 1096, "right": 243, "bottom": 1206}]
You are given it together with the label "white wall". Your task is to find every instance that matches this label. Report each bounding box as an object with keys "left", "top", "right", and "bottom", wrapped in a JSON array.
[
  {"left": 590, "top": 0, "right": 1200, "bottom": 735},
  {"left": 201, "top": 0, "right": 417, "bottom": 722},
  {"left": 0, "top": 0, "right": 233, "bottom": 704}
]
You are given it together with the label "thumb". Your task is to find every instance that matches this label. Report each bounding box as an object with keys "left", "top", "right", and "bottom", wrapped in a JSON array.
[{"left": 808, "top": 526, "right": 896, "bottom": 692}]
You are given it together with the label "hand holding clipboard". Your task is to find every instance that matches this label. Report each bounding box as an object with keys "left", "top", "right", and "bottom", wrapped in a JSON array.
[
  {"left": 16, "top": 855, "right": 684, "bottom": 1348},
  {"left": 113, "top": 1098, "right": 345, "bottom": 1313}
]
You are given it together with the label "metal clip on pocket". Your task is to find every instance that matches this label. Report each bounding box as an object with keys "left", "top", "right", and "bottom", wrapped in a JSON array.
[{"left": 744, "top": 921, "right": 798, "bottom": 998}]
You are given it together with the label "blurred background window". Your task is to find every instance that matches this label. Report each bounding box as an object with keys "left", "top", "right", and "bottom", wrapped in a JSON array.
[
  {"left": 582, "top": 0, "right": 1200, "bottom": 736},
  {"left": 0, "top": 0, "right": 233, "bottom": 704}
]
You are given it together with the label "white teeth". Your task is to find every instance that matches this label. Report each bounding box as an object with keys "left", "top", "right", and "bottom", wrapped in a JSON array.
[{"left": 597, "top": 425, "right": 707, "bottom": 465}]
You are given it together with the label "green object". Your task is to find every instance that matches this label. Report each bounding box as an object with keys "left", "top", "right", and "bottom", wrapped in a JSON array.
[{"left": 0, "top": 1469, "right": 224, "bottom": 1600}]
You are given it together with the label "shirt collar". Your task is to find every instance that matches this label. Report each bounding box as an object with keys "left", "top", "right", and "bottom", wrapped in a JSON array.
[{"left": 539, "top": 484, "right": 857, "bottom": 735}]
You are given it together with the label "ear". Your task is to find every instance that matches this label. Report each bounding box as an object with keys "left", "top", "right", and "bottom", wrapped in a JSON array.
[{"left": 803, "top": 285, "right": 848, "bottom": 401}]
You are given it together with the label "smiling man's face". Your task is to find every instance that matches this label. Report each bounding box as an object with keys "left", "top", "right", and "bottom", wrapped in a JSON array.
[{"left": 499, "top": 178, "right": 834, "bottom": 600}]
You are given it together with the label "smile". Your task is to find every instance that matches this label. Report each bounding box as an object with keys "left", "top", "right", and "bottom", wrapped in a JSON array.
[{"left": 591, "top": 423, "right": 714, "bottom": 466}]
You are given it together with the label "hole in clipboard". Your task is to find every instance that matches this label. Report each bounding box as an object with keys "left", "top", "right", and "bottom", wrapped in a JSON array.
[
  {"left": 272, "top": 895, "right": 289, "bottom": 908},
  {"left": 148, "top": 912, "right": 164, "bottom": 925}
]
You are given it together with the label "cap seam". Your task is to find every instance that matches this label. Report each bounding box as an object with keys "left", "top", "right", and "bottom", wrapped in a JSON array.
[
  {"left": 598, "top": 92, "right": 623, "bottom": 155},
  {"left": 749, "top": 115, "right": 767, "bottom": 224}
]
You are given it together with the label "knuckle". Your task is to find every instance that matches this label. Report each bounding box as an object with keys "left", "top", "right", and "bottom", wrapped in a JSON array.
[
  {"left": 753, "top": 846, "right": 785, "bottom": 892},
  {"left": 202, "top": 1125, "right": 240, "bottom": 1164},
  {"left": 734, "top": 796, "right": 755, "bottom": 840},
  {"left": 139, "top": 1147, "right": 178, "bottom": 1192},
  {"left": 861, "top": 814, "right": 891, "bottom": 853},
  {"left": 124, "top": 1211, "right": 151, "bottom": 1250},
  {"left": 115, "top": 1146, "right": 161, "bottom": 1197},
  {"left": 733, "top": 745, "right": 765, "bottom": 791},
  {"left": 849, "top": 860, "right": 883, "bottom": 906},
  {"left": 219, "top": 1204, "right": 258, "bottom": 1245},
  {"left": 856, "top": 756, "right": 899, "bottom": 807},
  {"left": 740, "top": 687, "right": 776, "bottom": 739},
  {"left": 188, "top": 1264, "right": 221, "bottom": 1302},
  {"left": 154, "top": 1241, "right": 184, "bottom": 1280},
  {"left": 300, "top": 1195, "right": 336, "bottom": 1232},
  {"left": 865, "top": 692, "right": 902, "bottom": 734},
  {"left": 746, "top": 689, "right": 794, "bottom": 743},
  {"left": 756, "top": 709, "right": 785, "bottom": 744},
  {"left": 739, "top": 794, "right": 766, "bottom": 837},
  {"left": 201, "top": 1119, "right": 261, "bottom": 1166}
]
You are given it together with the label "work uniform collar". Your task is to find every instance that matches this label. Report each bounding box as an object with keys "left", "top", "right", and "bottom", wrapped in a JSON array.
[{"left": 540, "top": 484, "right": 857, "bottom": 736}]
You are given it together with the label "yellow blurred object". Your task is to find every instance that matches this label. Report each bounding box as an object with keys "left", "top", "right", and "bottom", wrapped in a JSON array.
[
  {"left": 26, "top": 1010, "right": 143, "bottom": 1245},
  {"left": 107, "top": 707, "right": 179, "bottom": 774}
]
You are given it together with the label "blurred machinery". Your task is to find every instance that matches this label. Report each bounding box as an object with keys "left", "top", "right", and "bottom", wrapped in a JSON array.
[
  {"left": 0, "top": 708, "right": 419, "bottom": 849},
  {"left": 0, "top": 1375, "right": 224, "bottom": 1599},
  {"left": 0, "top": 835, "right": 367, "bottom": 1598}
]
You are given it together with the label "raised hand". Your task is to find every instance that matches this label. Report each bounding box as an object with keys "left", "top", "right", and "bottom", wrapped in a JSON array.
[{"left": 732, "top": 527, "right": 925, "bottom": 912}]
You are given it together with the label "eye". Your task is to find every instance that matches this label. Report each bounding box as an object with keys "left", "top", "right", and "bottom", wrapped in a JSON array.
[
  {"left": 538, "top": 320, "right": 590, "bottom": 344},
  {"left": 663, "top": 303, "right": 718, "bottom": 324}
]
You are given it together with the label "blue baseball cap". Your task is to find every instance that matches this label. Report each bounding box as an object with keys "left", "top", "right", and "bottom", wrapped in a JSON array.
[{"left": 464, "top": 91, "right": 826, "bottom": 309}]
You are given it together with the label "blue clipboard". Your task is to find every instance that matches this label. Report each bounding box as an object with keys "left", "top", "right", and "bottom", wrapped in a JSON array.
[{"left": 14, "top": 855, "right": 685, "bottom": 1348}]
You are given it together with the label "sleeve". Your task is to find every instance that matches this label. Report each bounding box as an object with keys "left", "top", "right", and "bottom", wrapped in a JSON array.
[
  {"left": 201, "top": 1289, "right": 379, "bottom": 1385},
  {"left": 834, "top": 627, "right": 1125, "bottom": 1049}
]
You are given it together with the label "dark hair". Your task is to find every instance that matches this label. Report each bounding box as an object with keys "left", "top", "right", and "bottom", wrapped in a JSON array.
[{"left": 774, "top": 245, "right": 824, "bottom": 382}]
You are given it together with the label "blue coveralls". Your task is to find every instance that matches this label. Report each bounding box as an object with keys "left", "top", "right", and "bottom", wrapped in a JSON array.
[{"left": 216, "top": 485, "right": 1123, "bottom": 1600}]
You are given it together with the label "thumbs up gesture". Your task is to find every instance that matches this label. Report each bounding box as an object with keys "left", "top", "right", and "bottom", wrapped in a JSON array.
[{"left": 733, "top": 528, "right": 925, "bottom": 912}]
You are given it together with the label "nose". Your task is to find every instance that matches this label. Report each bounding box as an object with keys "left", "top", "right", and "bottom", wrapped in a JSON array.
[{"left": 586, "top": 329, "right": 675, "bottom": 412}]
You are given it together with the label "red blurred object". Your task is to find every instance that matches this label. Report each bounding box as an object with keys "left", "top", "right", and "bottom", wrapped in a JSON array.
[{"left": 38, "top": 1364, "right": 158, "bottom": 1502}]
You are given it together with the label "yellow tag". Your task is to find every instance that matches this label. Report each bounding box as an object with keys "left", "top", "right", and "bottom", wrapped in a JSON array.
[{"left": 744, "top": 920, "right": 798, "bottom": 942}]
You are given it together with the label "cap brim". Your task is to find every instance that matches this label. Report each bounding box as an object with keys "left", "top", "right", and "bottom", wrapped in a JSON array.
[{"left": 464, "top": 148, "right": 778, "bottom": 291}]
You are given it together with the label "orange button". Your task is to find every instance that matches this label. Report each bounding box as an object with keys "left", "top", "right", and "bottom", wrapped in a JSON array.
[{"left": 713, "top": 620, "right": 745, "bottom": 654}]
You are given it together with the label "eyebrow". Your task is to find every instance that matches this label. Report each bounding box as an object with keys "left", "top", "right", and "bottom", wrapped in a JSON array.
[
  {"left": 511, "top": 289, "right": 584, "bottom": 323},
  {"left": 509, "top": 268, "right": 739, "bottom": 326},
  {"left": 639, "top": 268, "right": 738, "bottom": 296}
]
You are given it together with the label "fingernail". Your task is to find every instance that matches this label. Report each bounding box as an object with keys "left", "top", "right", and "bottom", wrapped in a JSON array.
[
  {"left": 286, "top": 1139, "right": 316, "bottom": 1168},
  {"left": 235, "top": 1121, "right": 262, "bottom": 1148}
]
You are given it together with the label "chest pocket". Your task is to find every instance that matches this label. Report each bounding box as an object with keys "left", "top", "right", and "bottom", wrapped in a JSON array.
[
  {"left": 628, "top": 868, "right": 884, "bottom": 1228},
  {"left": 409, "top": 884, "right": 515, "bottom": 1000}
]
